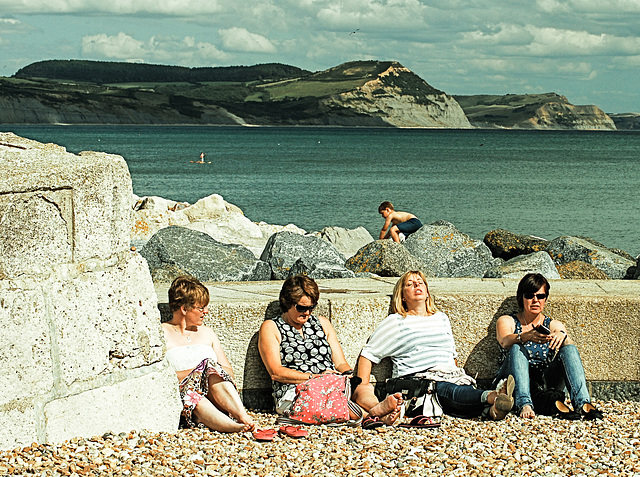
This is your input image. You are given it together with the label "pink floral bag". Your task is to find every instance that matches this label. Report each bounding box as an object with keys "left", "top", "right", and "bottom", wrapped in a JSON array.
[{"left": 284, "top": 374, "right": 354, "bottom": 425}]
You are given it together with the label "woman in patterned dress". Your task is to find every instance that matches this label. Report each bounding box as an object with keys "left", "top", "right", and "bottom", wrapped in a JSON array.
[
  {"left": 163, "top": 276, "right": 255, "bottom": 432},
  {"left": 258, "top": 275, "right": 402, "bottom": 424}
]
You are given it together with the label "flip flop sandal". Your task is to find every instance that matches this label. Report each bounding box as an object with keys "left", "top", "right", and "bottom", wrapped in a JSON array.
[
  {"left": 362, "top": 416, "right": 385, "bottom": 430},
  {"left": 399, "top": 415, "right": 441, "bottom": 429},
  {"left": 278, "top": 425, "right": 309, "bottom": 438},
  {"left": 252, "top": 429, "right": 277, "bottom": 442}
]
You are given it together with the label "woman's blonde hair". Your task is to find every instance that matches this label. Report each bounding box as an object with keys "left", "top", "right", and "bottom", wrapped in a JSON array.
[{"left": 390, "top": 270, "right": 437, "bottom": 317}]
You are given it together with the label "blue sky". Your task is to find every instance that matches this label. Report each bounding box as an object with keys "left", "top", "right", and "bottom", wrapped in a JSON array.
[{"left": 1, "top": 0, "right": 639, "bottom": 113}]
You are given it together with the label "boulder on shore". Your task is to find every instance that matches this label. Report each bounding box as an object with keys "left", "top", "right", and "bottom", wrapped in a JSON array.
[
  {"left": 484, "top": 251, "right": 559, "bottom": 279},
  {"left": 140, "top": 226, "right": 270, "bottom": 282},
  {"left": 556, "top": 261, "right": 610, "bottom": 280},
  {"left": 483, "top": 228, "right": 549, "bottom": 260},
  {"left": 318, "top": 226, "right": 374, "bottom": 259},
  {"left": 404, "top": 221, "right": 497, "bottom": 278},
  {"left": 288, "top": 257, "right": 356, "bottom": 279},
  {"left": 260, "top": 231, "right": 350, "bottom": 280},
  {"left": 346, "top": 240, "right": 431, "bottom": 277},
  {"left": 545, "top": 236, "right": 635, "bottom": 279}
]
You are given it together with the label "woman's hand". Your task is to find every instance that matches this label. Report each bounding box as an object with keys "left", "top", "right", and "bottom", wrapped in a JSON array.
[{"left": 521, "top": 328, "right": 552, "bottom": 344}]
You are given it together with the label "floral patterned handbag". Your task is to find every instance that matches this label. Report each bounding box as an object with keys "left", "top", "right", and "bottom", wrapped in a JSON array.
[{"left": 284, "top": 374, "right": 352, "bottom": 425}]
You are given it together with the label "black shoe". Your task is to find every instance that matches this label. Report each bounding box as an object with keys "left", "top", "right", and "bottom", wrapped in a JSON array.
[
  {"left": 553, "top": 401, "right": 581, "bottom": 420},
  {"left": 581, "top": 403, "right": 603, "bottom": 420}
]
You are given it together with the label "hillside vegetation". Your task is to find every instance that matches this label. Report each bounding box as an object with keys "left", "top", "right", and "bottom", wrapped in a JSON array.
[{"left": 0, "top": 59, "right": 618, "bottom": 129}]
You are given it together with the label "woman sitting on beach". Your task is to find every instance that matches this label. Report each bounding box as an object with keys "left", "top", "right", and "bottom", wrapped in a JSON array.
[
  {"left": 258, "top": 275, "right": 401, "bottom": 426},
  {"left": 353, "top": 270, "right": 514, "bottom": 425},
  {"left": 162, "top": 276, "right": 255, "bottom": 432},
  {"left": 494, "top": 273, "right": 603, "bottom": 420}
]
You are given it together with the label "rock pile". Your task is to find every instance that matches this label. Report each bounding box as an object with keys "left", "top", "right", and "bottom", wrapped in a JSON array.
[{"left": 133, "top": 193, "right": 639, "bottom": 283}]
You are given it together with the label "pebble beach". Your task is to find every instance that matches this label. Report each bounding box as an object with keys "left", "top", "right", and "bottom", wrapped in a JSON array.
[{"left": 2, "top": 400, "right": 639, "bottom": 477}]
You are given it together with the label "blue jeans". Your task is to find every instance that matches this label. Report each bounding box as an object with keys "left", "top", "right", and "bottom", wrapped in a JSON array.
[
  {"left": 495, "top": 344, "right": 591, "bottom": 412},
  {"left": 435, "top": 381, "right": 487, "bottom": 418}
]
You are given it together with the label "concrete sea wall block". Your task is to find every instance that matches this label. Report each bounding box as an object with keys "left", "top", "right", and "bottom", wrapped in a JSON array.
[{"left": 0, "top": 133, "right": 181, "bottom": 450}]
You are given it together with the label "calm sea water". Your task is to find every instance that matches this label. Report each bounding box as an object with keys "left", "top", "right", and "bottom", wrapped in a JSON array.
[{"left": 5, "top": 125, "right": 640, "bottom": 256}]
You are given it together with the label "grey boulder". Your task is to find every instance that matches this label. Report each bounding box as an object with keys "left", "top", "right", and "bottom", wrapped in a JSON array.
[
  {"left": 140, "top": 226, "right": 270, "bottom": 282},
  {"left": 346, "top": 240, "right": 432, "bottom": 277},
  {"left": 545, "top": 236, "right": 635, "bottom": 279},
  {"left": 404, "top": 221, "right": 498, "bottom": 278},
  {"left": 260, "top": 231, "right": 350, "bottom": 280},
  {"left": 483, "top": 228, "right": 549, "bottom": 260},
  {"left": 484, "top": 251, "right": 560, "bottom": 279},
  {"left": 319, "top": 226, "right": 374, "bottom": 259},
  {"left": 288, "top": 258, "right": 356, "bottom": 279}
]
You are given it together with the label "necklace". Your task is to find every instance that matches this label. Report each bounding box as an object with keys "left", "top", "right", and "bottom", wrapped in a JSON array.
[{"left": 171, "top": 324, "right": 191, "bottom": 342}]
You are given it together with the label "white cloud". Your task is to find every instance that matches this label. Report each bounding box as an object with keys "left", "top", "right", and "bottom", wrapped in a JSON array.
[
  {"left": 82, "top": 32, "right": 227, "bottom": 63},
  {"left": 218, "top": 27, "right": 276, "bottom": 53}
]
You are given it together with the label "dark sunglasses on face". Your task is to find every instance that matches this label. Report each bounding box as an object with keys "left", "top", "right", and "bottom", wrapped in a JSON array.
[
  {"left": 524, "top": 293, "right": 548, "bottom": 300},
  {"left": 295, "top": 303, "right": 317, "bottom": 313}
]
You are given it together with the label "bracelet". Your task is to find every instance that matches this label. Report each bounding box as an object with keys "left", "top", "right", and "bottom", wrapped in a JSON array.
[{"left": 517, "top": 332, "right": 523, "bottom": 344}]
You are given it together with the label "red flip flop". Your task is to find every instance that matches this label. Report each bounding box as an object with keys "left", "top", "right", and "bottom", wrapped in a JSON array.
[
  {"left": 252, "top": 429, "right": 277, "bottom": 441},
  {"left": 278, "top": 425, "right": 308, "bottom": 438}
]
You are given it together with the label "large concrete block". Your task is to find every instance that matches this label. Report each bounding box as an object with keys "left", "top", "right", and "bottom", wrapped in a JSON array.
[
  {"left": 43, "top": 361, "right": 180, "bottom": 444},
  {"left": 0, "top": 133, "right": 132, "bottom": 276},
  {"left": 0, "top": 133, "right": 180, "bottom": 450}
]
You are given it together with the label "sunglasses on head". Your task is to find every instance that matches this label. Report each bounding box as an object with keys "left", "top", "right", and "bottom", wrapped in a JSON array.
[
  {"left": 523, "top": 293, "right": 548, "bottom": 300},
  {"left": 295, "top": 303, "right": 317, "bottom": 313}
]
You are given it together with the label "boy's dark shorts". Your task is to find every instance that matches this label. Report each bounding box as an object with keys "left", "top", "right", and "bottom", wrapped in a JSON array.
[{"left": 396, "top": 218, "right": 422, "bottom": 236}]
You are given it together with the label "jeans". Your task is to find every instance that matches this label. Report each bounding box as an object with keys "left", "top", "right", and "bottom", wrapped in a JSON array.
[
  {"left": 495, "top": 344, "right": 591, "bottom": 412},
  {"left": 435, "top": 381, "right": 487, "bottom": 418}
]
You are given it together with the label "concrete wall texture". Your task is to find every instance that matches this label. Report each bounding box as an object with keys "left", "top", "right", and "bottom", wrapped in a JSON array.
[
  {"left": 153, "top": 277, "right": 640, "bottom": 409},
  {"left": 0, "top": 133, "right": 181, "bottom": 451}
]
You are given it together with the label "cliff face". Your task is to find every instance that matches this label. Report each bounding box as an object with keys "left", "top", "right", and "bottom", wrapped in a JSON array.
[
  {"left": 0, "top": 61, "right": 469, "bottom": 128},
  {"left": 321, "top": 64, "right": 471, "bottom": 128},
  {"left": 518, "top": 102, "right": 616, "bottom": 130},
  {"left": 455, "top": 93, "right": 616, "bottom": 130}
]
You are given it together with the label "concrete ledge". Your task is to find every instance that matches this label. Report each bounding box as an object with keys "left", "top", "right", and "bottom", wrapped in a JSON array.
[{"left": 155, "top": 277, "right": 640, "bottom": 409}]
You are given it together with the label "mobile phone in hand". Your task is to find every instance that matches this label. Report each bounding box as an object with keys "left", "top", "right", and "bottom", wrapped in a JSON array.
[{"left": 535, "top": 324, "right": 551, "bottom": 335}]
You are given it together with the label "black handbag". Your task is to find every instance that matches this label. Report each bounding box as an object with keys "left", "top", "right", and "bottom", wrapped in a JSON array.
[{"left": 386, "top": 376, "right": 443, "bottom": 418}]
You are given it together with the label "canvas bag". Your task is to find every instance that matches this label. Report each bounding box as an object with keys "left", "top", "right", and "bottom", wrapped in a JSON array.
[{"left": 284, "top": 374, "right": 352, "bottom": 425}]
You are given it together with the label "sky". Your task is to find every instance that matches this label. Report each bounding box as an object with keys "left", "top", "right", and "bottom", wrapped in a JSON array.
[{"left": 1, "top": 0, "right": 639, "bottom": 113}]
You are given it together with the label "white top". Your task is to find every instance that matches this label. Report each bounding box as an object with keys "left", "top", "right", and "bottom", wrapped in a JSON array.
[
  {"left": 165, "top": 344, "right": 218, "bottom": 372},
  {"left": 360, "top": 311, "right": 457, "bottom": 378}
]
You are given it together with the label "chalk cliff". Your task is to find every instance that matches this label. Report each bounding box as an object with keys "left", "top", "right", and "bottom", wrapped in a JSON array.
[
  {"left": 455, "top": 93, "right": 616, "bottom": 130},
  {"left": 320, "top": 63, "right": 471, "bottom": 128}
]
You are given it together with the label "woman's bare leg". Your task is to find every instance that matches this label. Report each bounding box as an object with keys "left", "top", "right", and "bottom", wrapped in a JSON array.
[
  {"left": 207, "top": 377, "right": 255, "bottom": 431},
  {"left": 192, "top": 398, "right": 248, "bottom": 433}
]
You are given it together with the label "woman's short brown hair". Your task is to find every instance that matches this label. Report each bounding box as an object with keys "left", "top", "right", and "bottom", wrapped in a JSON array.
[
  {"left": 279, "top": 275, "right": 320, "bottom": 313},
  {"left": 391, "top": 270, "right": 438, "bottom": 317},
  {"left": 168, "top": 276, "right": 210, "bottom": 312},
  {"left": 516, "top": 273, "right": 550, "bottom": 308}
]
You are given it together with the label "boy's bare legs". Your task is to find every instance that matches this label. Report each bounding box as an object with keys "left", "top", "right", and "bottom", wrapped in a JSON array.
[
  {"left": 207, "top": 377, "right": 256, "bottom": 431},
  {"left": 353, "top": 382, "right": 403, "bottom": 425},
  {"left": 389, "top": 226, "right": 401, "bottom": 243}
]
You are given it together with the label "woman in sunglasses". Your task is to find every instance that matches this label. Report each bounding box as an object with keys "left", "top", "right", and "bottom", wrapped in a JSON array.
[
  {"left": 259, "top": 275, "right": 399, "bottom": 425},
  {"left": 495, "top": 273, "right": 602, "bottom": 420}
]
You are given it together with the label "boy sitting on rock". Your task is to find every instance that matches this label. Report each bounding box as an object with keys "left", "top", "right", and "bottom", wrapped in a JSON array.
[{"left": 378, "top": 201, "right": 423, "bottom": 243}]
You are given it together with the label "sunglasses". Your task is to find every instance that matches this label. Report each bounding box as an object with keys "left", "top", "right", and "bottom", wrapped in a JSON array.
[
  {"left": 523, "top": 293, "right": 548, "bottom": 300},
  {"left": 295, "top": 303, "right": 317, "bottom": 313}
]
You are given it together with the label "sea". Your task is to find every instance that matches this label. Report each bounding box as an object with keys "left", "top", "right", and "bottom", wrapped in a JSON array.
[{"left": 4, "top": 125, "right": 640, "bottom": 257}]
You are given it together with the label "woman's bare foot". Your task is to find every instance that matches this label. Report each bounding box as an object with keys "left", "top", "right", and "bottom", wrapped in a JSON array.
[
  {"left": 520, "top": 405, "right": 535, "bottom": 419},
  {"left": 369, "top": 392, "right": 402, "bottom": 418},
  {"left": 369, "top": 393, "right": 403, "bottom": 426}
]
